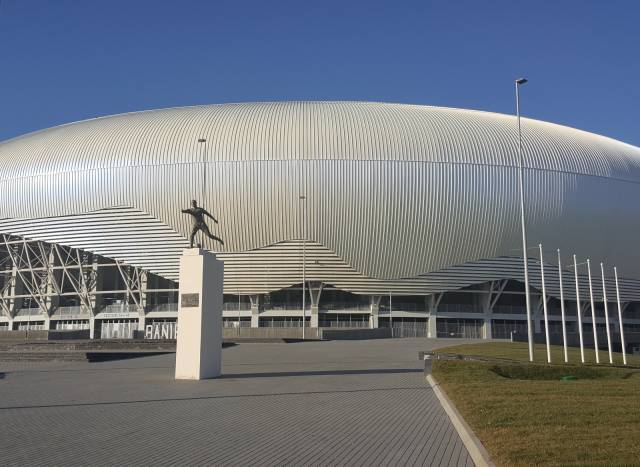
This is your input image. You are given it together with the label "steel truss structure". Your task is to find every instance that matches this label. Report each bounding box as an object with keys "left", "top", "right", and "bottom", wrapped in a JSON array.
[
  {"left": 1, "top": 233, "right": 639, "bottom": 343},
  {"left": 0, "top": 234, "right": 177, "bottom": 336}
]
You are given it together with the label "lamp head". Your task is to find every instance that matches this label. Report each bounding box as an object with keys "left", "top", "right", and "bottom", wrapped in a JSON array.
[{"left": 515, "top": 78, "right": 528, "bottom": 85}]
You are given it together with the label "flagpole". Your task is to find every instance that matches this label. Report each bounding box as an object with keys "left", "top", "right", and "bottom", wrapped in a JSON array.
[
  {"left": 558, "top": 249, "right": 568, "bottom": 363},
  {"left": 614, "top": 267, "right": 627, "bottom": 365}
]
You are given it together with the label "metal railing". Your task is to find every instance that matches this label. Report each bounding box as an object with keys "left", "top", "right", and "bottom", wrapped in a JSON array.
[
  {"left": 55, "top": 321, "right": 90, "bottom": 330},
  {"left": 493, "top": 305, "right": 527, "bottom": 315},
  {"left": 222, "top": 319, "right": 252, "bottom": 328},
  {"left": 15, "top": 322, "right": 47, "bottom": 330},
  {"left": 263, "top": 304, "right": 310, "bottom": 311},
  {"left": 393, "top": 322, "right": 428, "bottom": 338},
  {"left": 52, "top": 306, "right": 89, "bottom": 318},
  {"left": 318, "top": 320, "right": 370, "bottom": 328},
  {"left": 14, "top": 307, "right": 44, "bottom": 317},
  {"left": 321, "top": 303, "right": 370, "bottom": 312},
  {"left": 259, "top": 319, "right": 308, "bottom": 328},
  {"left": 437, "top": 304, "right": 480, "bottom": 314},
  {"left": 147, "top": 303, "right": 178, "bottom": 312},
  {"left": 222, "top": 302, "right": 251, "bottom": 311},
  {"left": 380, "top": 303, "right": 427, "bottom": 312},
  {"left": 436, "top": 319, "right": 483, "bottom": 338},
  {"left": 100, "top": 304, "right": 140, "bottom": 313}
]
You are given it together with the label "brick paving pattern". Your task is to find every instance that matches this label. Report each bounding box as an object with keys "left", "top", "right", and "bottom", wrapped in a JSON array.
[{"left": 0, "top": 338, "right": 476, "bottom": 466}]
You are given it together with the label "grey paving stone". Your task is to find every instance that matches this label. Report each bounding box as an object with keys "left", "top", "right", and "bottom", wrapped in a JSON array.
[{"left": 0, "top": 338, "right": 479, "bottom": 466}]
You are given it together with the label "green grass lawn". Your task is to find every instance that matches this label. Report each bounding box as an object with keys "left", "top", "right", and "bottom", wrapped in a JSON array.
[
  {"left": 432, "top": 342, "right": 640, "bottom": 466},
  {"left": 437, "top": 341, "right": 640, "bottom": 366}
]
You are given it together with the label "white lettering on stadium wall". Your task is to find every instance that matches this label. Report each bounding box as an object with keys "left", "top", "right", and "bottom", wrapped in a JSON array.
[{"left": 144, "top": 322, "right": 178, "bottom": 340}]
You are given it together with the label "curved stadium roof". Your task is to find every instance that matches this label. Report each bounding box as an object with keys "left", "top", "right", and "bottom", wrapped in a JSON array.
[
  {"left": 1, "top": 101, "right": 639, "bottom": 181},
  {"left": 1, "top": 102, "right": 639, "bottom": 296}
]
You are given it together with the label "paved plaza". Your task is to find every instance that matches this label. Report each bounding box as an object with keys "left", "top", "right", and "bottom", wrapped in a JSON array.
[{"left": 1, "top": 338, "right": 477, "bottom": 466}]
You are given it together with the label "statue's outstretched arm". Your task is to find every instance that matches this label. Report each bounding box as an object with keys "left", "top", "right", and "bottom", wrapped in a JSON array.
[
  {"left": 181, "top": 209, "right": 190, "bottom": 214},
  {"left": 204, "top": 210, "right": 219, "bottom": 223}
]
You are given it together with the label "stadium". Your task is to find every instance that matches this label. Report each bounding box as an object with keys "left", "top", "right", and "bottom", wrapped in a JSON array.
[{"left": 0, "top": 101, "right": 639, "bottom": 341}]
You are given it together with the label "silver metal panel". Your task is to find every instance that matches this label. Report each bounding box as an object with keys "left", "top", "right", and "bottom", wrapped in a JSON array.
[
  {"left": 1, "top": 102, "right": 639, "bottom": 293},
  {"left": 0, "top": 207, "right": 188, "bottom": 279}
]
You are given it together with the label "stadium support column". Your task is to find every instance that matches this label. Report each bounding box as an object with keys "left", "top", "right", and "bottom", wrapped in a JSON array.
[
  {"left": 43, "top": 248, "right": 58, "bottom": 331},
  {"left": 89, "top": 257, "right": 101, "bottom": 339},
  {"left": 249, "top": 294, "right": 261, "bottom": 328},
  {"left": 10, "top": 264, "right": 22, "bottom": 330},
  {"left": 428, "top": 293, "right": 443, "bottom": 338},
  {"left": 137, "top": 270, "right": 148, "bottom": 333},
  {"left": 0, "top": 265, "right": 13, "bottom": 329},
  {"left": 482, "top": 287, "right": 493, "bottom": 340},
  {"left": 534, "top": 294, "right": 544, "bottom": 334},
  {"left": 482, "top": 280, "right": 507, "bottom": 340},
  {"left": 308, "top": 281, "right": 323, "bottom": 328},
  {"left": 7, "top": 265, "right": 19, "bottom": 330},
  {"left": 115, "top": 261, "right": 147, "bottom": 336},
  {"left": 370, "top": 295, "right": 381, "bottom": 328}
]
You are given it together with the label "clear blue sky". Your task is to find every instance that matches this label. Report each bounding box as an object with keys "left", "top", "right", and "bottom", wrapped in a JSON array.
[{"left": 0, "top": 0, "right": 638, "bottom": 146}]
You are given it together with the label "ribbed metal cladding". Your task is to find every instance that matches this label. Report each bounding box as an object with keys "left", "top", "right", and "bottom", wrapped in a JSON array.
[{"left": 1, "top": 101, "right": 640, "bottom": 294}]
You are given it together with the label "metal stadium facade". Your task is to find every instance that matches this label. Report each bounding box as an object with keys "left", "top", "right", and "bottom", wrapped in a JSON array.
[{"left": 1, "top": 101, "right": 639, "bottom": 341}]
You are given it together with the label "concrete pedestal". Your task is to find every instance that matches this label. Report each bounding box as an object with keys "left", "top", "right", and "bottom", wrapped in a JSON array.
[{"left": 175, "top": 248, "right": 223, "bottom": 380}]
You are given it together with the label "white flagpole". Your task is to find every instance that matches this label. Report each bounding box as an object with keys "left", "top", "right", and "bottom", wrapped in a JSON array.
[
  {"left": 573, "top": 255, "right": 585, "bottom": 363},
  {"left": 558, "top": 249, "right": 568, "bottom": 363},
  {"left": 600, "top": 263, "right": 613, "bottom": 364},
  {"left": 614, "top": 267, "right": 627, "bottom": 365},
  {"left": 539, "top": 244, "right": 551, "bottom": 363},
  {"left": 587, "top": 260, "right": 600, "bottom": 364}
]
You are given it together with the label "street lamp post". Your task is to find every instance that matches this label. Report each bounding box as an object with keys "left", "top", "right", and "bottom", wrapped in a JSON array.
[
  {"left": 300, "top": 193, "right": 306, "bottom": 340},
  {"left": 197, "top": 138, "right": 207, "bottom": 204},
  {"left": 515, "top": 78, "right": 534, "bottom": 362}
]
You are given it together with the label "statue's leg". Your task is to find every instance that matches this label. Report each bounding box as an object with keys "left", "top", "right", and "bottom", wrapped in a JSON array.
[
  {"left": 201, "top": 223, "right": 224, "bottom": 246},
  {"left": 189, "top": 226, "right": 198, "bottom": 248},
  {"left": 201, "top": 223, "right": 213, "bottom": 237}
]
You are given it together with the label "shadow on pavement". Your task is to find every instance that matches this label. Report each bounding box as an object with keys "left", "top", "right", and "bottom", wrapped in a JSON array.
[
  {"left": 219, "top": 367, "right": 423, "bottom": 379},
  {"left": 1, "top": 384, "right": 425, "bottom": 411}
]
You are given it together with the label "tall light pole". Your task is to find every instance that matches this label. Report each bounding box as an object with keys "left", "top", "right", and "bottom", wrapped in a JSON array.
[
  {"left": 515, "top": 77, "right": 534, "bottom": 362},
  {"left": 300, "top": 193, "right": 306, "bottom": 339},
  {"left": 299, "top": 156, "right": 307, "bottom": 339},
  {"left": 198, "top": 138, "right": 207, "bottom": 204}
]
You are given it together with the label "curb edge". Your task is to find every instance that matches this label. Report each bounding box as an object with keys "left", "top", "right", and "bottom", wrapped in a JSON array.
[{"left": 426, "top": 374, "right": 495, "bottom": 467}]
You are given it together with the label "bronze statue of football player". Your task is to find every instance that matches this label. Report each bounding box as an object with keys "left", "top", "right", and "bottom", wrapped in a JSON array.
[{"left": 181, "top": 200, "right": 224, "bottom": 248}]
